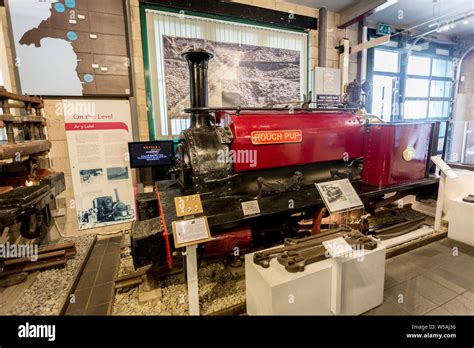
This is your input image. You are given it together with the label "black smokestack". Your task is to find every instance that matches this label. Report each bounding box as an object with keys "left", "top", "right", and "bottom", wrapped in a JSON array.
[{"left": 182, "top": 49, "right": 214, "bottom": 128}]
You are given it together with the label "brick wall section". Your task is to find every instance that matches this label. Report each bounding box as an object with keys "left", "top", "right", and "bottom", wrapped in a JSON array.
[
  {"left": 0, "top": 7, "right": 17, "bottom": 93},
  {"left": 130, "top": 0, "right": 150, "bottom": 142}
]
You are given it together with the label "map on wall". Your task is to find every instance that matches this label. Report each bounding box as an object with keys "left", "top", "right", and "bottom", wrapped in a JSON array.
[
  {"left": 7, "top": 0, "right": 131, "bottom": 96},
  {"left": 163, "top": 35, "right": 301, "bottom": 119}
]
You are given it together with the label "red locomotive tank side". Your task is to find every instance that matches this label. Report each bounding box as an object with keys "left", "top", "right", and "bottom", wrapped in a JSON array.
[
  {"left": 227, "top": 111, "right": 364, "bottom": 172},
  {"left": 362, "top": 123, "right": 432, "bottom": 186}
]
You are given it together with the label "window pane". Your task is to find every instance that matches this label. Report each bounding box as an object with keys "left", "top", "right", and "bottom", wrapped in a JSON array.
[
  {"left": 429, "top": 101, "right": 449, "bottom": 118},
  {"left": 437, "top": 138, "right": 445, "bottom": 154},
  {"left": 430, "top": 80, "right": 451, "bottom": 98},
  {"left": 373, "top": 50, "right": 399, "bottom": 73},
  {"left": 406, "top": 78, "right": 429, "bottom": 97},
  {"left": 432, "top": 58, "right": 454, "bottom": 78},
  {"left": 439, "top": 121, "right": 447, "bottom": 137},
  {"left": 404, "top": 100, "right": 428, "bottom": 119},
  {"left": 371, "top": 75, "right": 397, "bottom": 120},
  {"left": 407, "top": 55, "right": 431, "bottom": 76},
  {"left": 446, "top": 60, "right": 454, "bottom": 78},
  {"left": 431, "top": 59, "right": 446, "bottom": 77}
]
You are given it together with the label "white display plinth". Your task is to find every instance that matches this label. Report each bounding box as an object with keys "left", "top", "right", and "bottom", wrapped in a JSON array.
[
  {"left": 245, "top": 251, "right": 333, "bottom": 315},
  {"left": 338, "top": 245, "right": 386, "bottom": 314},
  {"left": 245, "top": 245, "right": 386, "bottom": 315},
  {"left": 448, "top": 198, "right": 474, "bottom": 246}
]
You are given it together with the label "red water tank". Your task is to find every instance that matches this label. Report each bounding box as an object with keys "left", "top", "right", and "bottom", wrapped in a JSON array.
[
  {"left": 362, "top": 123, "right": 432, "bottom": 187},
  {"left": 225, "top": 111, "right": 364, "bottom": 172}
]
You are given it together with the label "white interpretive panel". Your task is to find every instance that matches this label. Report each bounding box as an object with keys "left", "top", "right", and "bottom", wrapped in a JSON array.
[
  {"left": 172, "top": 216, "right": 211, "bottom": 248},
  {"left": 316, "top": 179, "right": 364, "bottom": 214}
]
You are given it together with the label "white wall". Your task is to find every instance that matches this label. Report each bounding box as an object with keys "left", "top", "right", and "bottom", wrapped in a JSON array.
[{"left": 444, "top": 168, "right": 474, "bottom": 220}]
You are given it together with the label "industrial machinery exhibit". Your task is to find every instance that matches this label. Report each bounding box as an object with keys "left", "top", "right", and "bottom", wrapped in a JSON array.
[
  {"left": 0, "top": 0, "right": 473, "bottom": 346},
  {"left": 139, "top": 48, "right": 439, "bottom": 269}
]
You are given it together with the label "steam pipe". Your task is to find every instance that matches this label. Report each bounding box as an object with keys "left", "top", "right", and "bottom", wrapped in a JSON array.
[
  {"left": 359, "top": 20, "right": 368, "bottom": 82},
  {"left": 318, "top": 7, "right": 327, "bottom": 67},
  {"left": 182, "top": 49, "right": 214, "bottom": 128}
]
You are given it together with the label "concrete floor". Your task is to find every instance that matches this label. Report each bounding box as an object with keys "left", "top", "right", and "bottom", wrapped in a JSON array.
[{"left": 364, "top": 238, "right": 474, "bottom": 315}]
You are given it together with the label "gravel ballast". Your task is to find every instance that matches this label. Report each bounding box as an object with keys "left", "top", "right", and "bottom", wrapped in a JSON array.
[
  {"left": 113, "top": 256, "right": 246, "bottom": 315},
  {"left": 4, "top": 234, "right": 95, "bottom": 316}
]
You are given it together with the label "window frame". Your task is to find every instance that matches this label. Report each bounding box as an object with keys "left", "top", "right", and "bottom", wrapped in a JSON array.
[
  {"left": 140, "top": 3, "right": 310, "bottom": 140},
  {"left": 404, "top": 52, "right": 453, "bottom": 121},
  {"left": 366, "top": 29, "right": 453, "bottom": 155},
  {"left": 366, "top": 36, "right": 401, "bottom": 121},
  {"left": 366, "top": 28, "right": 454, "bottom": 122}
]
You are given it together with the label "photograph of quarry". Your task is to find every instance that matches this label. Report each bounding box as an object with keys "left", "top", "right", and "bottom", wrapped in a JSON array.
[{"left": 163, "top": 35, "right": 301, "bottom": 118}]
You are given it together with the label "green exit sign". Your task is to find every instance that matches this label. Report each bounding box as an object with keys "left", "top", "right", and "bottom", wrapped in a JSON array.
[{"left": 377, "top": 23, "right": 391, "bottom": 36}]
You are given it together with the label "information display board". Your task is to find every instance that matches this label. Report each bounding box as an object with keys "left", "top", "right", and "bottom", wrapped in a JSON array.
[
  {"left": 63, "top": 99, "right": 135, "bottom": 230},
  {"left": 172, "top": 217, "right": 211, "bottom": 248},
  {"left": 315, "top": 179, "right": 364, "bottom": 214}
]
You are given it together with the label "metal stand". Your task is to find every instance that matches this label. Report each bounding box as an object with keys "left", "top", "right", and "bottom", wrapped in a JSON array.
[
  {"left": 186, "top": 244, "right": 200, "bottom": 315},
  {"left": 434, "top": 172, "right": 446, "bottom": 232},
  {"left": 330, "top": 258, "right": 343, "bottom": 315}
]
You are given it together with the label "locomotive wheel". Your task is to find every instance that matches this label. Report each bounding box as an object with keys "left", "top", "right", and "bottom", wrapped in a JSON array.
[
  {"left": 20, "top": 215, "right": 38, "bottom": 239},
  {"left": 19, "top": 205, "right": 52, "bottom": 240}
]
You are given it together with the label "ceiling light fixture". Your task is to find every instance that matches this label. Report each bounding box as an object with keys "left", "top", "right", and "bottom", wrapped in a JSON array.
[{"left": 464, "top": 16, "right": 470, "bottom": 24}]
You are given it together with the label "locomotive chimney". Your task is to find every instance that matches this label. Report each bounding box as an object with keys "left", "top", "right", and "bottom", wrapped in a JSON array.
[
  {"left": 114, "top": 188, "right": 119, "bottom": 202},
  {"left": 182, "top": 49, "right": 214, "bottom": 128}
]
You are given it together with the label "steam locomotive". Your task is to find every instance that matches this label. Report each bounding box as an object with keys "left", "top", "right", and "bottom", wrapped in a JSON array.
[{"left": 138, "top": 49, "right": 439, "bottom": 268}]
